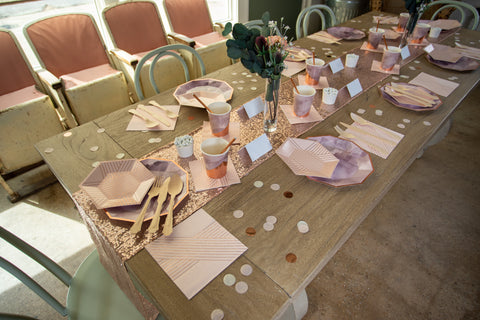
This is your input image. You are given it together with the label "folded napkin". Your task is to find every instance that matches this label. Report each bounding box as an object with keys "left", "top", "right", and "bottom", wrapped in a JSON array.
[
  {"left": 409, "top": 72, "right": 459, "bottom": 97},
  {"left": 307, "top": 30, "right": 341, "bottom": 44},
  {"left": 371, "top": 60, "right": 400, "bottom": 75},
  {"left": 283, "top": 60, "right": 306, "bottom": 77},
  {"left": 361, "top": 42, "right": 384, "bottom": 53},
  {"left": 428, "top": 19, "right": 462, "bottom": 30},
  {"left": 429, "top": 44, "right": 463, "bottom": 63},
  {"left": 280, "top": 104, "right": 323, "bottom": 124},
  {"left": 127, "top": 105, "right": 179, "bottom": 131},
  {"left": 297, "top": 74, "right": 329, "bottom": 89},
  {"left": 189, "top": 157, "right": 240, "bottom": 192},
  {"left": 145, "top": 208, "right": 247, "bottom": 299}
]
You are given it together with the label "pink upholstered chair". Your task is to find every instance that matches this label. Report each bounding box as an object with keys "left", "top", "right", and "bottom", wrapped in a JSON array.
[
  {"left": 162, "top": 0, "right": 232, "bottom": 77},
  {"left": 23, "top": 13, "right": 132, "bottom": 127},
  {"left": 102, "top": 0, "right": 193, "bottom": 100},
  {"left": 0, "top": 28, "right": 65, "bottom": 202}
]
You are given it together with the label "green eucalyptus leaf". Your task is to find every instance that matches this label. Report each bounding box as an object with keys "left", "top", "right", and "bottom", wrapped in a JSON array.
[
  {"left": 261, "top": 11, "right": 270, "bottom": 26},
  {"left": 227, "top": 46, "right": 243, "bottom": 59},
  {"left": 222, "top": 22, "right": 232, "bottom": 36},
  {"left": 233, "top": 23, "right": 250, "bottom": 40}
]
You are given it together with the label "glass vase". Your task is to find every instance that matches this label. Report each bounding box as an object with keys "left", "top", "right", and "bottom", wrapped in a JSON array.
[{"left": 263, "top": 77, "right": 280, "bottom": 132}]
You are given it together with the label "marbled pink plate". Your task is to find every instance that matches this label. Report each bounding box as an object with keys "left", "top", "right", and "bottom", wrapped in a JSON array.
[
  {"left": 426, "top": 55, "right": 480, "bottom": 72},
  {"left": 306, "top": 136, "right": 373, "bottom": 187},
  {"left": 379, "top": 82, "right": 442, "bottom": 112},
  {"left": 174, "top": 78, "right": 233, "bottom": 107},
  {"left": 327, "top": 27, "right": 365, "bottom": 40}
]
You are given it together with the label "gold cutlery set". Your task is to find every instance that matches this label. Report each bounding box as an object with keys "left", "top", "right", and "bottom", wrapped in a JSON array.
[
  {"left": 383, "top": 83, "right": 438, "bottom": 108},
  {"left": 129, "top": 100, "right": 179, "bottom": 128}
]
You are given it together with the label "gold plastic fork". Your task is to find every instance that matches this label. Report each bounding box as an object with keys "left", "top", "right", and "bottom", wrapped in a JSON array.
[{"left": 129, "top": 177, "right": 162, "bottom": 234}]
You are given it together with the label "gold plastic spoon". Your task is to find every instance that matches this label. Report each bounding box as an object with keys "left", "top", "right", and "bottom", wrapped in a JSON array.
[{"left": 162, "top": 174, "right": 183, "bottom": 236}]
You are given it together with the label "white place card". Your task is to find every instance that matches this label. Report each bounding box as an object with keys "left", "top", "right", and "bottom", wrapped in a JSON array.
[
  {"left": 329, "top": 58, "right": 344, "bottom": 74},
  {"left": 401, "top": 45, "right": 411, "bottom": 60},
  {"left": 346, "top": 78, "right": 363, "bottom": 97},
  {"left": 242, "top": 97, "right": 264, "bottom": 118},
  {"left": 424, "top": 44, "right": 434, "bottom": 53},
  {"left": 245, "top": 133, "right": 272, "bottom": 162}
]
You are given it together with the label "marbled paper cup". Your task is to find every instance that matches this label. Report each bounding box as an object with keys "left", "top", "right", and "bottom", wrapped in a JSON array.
[
  {"left": 397, "top": 13, "right": 410, "bottom": 32},
  {"left": 367, "top": 27, "right": 385, "bottom": 49},
  {"left": 207, "top": 102, "right": 231, "bottom": 137},
  {"left": 411, "top": 23, "right": 430, "bottom": 44},
  {"left": 201, "top": 138, "right": 230, "bottom": 179},
  {"left": 293, "top": 85, "right": 316, "bottom": 117},
  {"left": 305, "top": 58, "right": 325, "bottom": 85},
  {"left": 381, "top": 46, "right": 401, "bottom": 71}
]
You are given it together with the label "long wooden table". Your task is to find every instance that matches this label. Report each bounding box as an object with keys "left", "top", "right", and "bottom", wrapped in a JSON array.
[{"left": 36, "top": 11, "right": 480, "bottom": 320}]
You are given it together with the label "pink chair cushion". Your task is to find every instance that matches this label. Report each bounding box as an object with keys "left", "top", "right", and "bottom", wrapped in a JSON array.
[
  {"left": 0, "top": 85, "right": 46, "bottom": 111},
  {"left": 26, "top": 14, "right": 110, "bottom": 78},
  {"left": 165, "top": 0, "right": 213, "bottom": 38},
  {"left": 60, "top": 64, "right": 121, "bottom": 90},
  {"left": 0, "top": 31, "right": 36, "bottom": 95},
  {"left": 103, "top": 1, "right": 168, "bottom": 55},
  {"left": 193, "top": 31, "right": 226, "bottom": 48}
]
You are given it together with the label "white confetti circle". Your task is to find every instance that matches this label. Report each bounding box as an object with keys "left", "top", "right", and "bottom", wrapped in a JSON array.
[
  {"left": 90, "top": 146, "right": 99, "bottom": 152},
  {"left": 448, "top": 76, "right": 458, "bottom": 81},
  {"left": 263, "top": 222, "right": 274, "bottom": 231},
  {"left": 253, "top": 180, "right": 263, "bottom": 188},
  {"left": 44, "top": 147, "right": 54, "bottom": 154},
  {"left": 116, "top": 153, "right": 125, "bottom": 159},
  {"left": 391, "top": 76, "right": 400, "bottom": 81},
  {"left": 63, "top": 132, "right": 72, "bottom": 137},
  {"left": 232, "top": 80, "right": 238, "bottom": 84},
  {"left": 92, "top": 161, "right": 100, "bottom": 168},
  {"left": 233, "top": 210, "right": 244, "bottom": 219},
  {"left": 414, "top": 60, "right": 420, "bottom": 64},
  {"left": 408, "top": 66, "right": 416, "bottom": 70},
  {"left": 331, "top": 55, "right": 337, "bottom": 58},
  {"left": 266, "top": 216, "right": 277, "bottom": 224},
  {"left": 250, "top": 87, "right": 257, "bottom": 90},
  {"left": 297, "top": 221, "right": 309, "bottom": 233},
  {"left": 357, "top": 108, "right": 366, "bottom": 114},
  {"left": 403, "top": 118, "right": 411, "bottom": 123},
  {"left": 238, "top": 87, "right": 244, "bottom": 90},
  {"left": 321, "top": 47, "right": 329, "bottom": 51},
  {"left": 223, "top": 274, "right": 236, "bottom": 286},
  {"left": 97, "top": 128, "right": 105, "bottom": 133},
  {"left": 239, "top": 80, "right": 245, "bottom": 84},
  {"left": 211, "top": 309, "right": 224, "bottom": 320},
  {"left": 251, "top": 79, "right": 257, "bottom": 82},
  {"left": 235, "top": 281, "right": 248, "bottom": 294},
  {"left": 375, "top": 109, "right": 383, "bottom": 116},
  {"left": 231, "top": 72, "right": 237, "bottom": 75},
  {"left": 400, "top": 75, "right": 410, "bottom": 79},
  {"left": 148, "top": 138, "right": 162, "bottom": 143},
  {"left": 241, "top": 72, "right": 247, "bottom": 75},
  {"left": 246, "top": 74, "right": 252, "bottom": 77},
  {"left": 423, "top": 120, "right": 432, "bottom": 126},
  {"left": 240, "top": 264, "right": 253, "bottom": 276},
  {"left": 397, "top": 123, "right": 406, "bottom": 129},
  {"left": 270, "top": 183, "right": 280, "bottom": 191}
]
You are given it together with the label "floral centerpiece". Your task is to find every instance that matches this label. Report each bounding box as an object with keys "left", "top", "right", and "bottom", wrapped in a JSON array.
[{"left": 222, "top": 12, "right": 291, "bottom": 132}]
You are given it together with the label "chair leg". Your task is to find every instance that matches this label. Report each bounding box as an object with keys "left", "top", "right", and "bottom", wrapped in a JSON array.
[{"left": 0, "top": 174, "right": 21, "bottom": 203}]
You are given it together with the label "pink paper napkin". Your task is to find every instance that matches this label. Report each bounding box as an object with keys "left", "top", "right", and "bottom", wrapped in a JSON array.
[
  {"left": 201, "top": 121, "right": 241, "bottom": 144},
  {"left": 189, "top": 157, "right": 240, "bottom": 192},
  {"left": 145, "top": 208, "right": 247, "bottom": 300},
  {"left": 371, "top": 60, "right": 400, "bottom": 75},
  {"left": 361, "top": 41, "right": 384, "bottom": 53},
  {"left": 280, "top": 104, "right": 323, "bottom": 124},
  {"left": 428, "top": 19, "right": 461, "bottom": 30},
  {"left": 126, "top": 105, "right": 180, "bottom": 131},
  {"left": 409, "top": 72, "right": 459, "bottom": 97},
  {"left": 297, "top": 74, "right": 329, "bottom": 89},
  {"left": 283, "top": 60, "right": 306, "bottom": 77},
  {"left": 307, "top": 31, "right": 341, "bottom": 43}
]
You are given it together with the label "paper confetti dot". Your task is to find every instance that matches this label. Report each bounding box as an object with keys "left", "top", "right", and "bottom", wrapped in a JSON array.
[
  {"left": 250, "top": 87, "right": 257, "bottom": 90},
  {"left": 270, "top": 183, "right": 280, "bottom": 190},
  {"left": 238, "top": 87, "right": 244, "bottom": 90},
  {"left": 403, "top": 118, "right": 411, "bottom": 123},
  {"left": 148, "top": 138, "right": 162, "bottom": 143},
  {"left": 286, "top": 253, "right": 297, "bottom": 263},
  {"left": 92, "top": 161, "right": 100, "bottom": 168},
  {"left": 400, "top": 75, "right": 410, "bottom": 79},
  {"left": 311, "top": 47, "right": 316, "bottom": 50},
  {"left": 142, "top": 130, "right": 149, "bottom": 133},
  {"left": 188, "top": 116, "right": 195, "bottom": 121},
  {"left": 375, "top": 109, "right": 383, "bottom": 116},
  {"left": 232, "top": 80, "right": 238, "bottom": 84},
  {"left": 231, "top": 72, "right": 237, "bottom": 75},
  {"left": 241, "top": 72, "right": 247, "bottom": 75},
  {"left": 297, "top": 221, "right": 309, "bottom": 233},
  {"left": 63, "top": 132, "right": 72, "bottom": 137},
  {"left": 414, "top": 60, "right": 420, "bottom": 64},
  {"left": 391, "top": 76, "right": 400, "bottom": 80},
  {"left": 116, "top": 153, "right": 125, "bottom": 159},
  {"left": 266, "top": 216, "right": 277, "bottom": 224},
  {"left": 246, "top": 74, "right": 252, "bottom": 77},
  {"left": 397, "top": 123, "right": 406, "bottom": 129},
  {"left": 90, "top": 146, "right": 99, "bottom": 152},
  {"left": 211, "top": 309, "right": 224, "bottom": 320},
  {"left": 44, "top": 147, "right": 54, "bottom": 154},
  {"left": 240, "top": 264, "right": 253, "bottom": 276},
  {"left": 239, "top": 80, "right": 245, "bottom": 83},
  {"left": 408, "top": 66, "right": 416, "bottom": 70},
  {"left": 357, "top": 108, "right": 366, "bottom": 114},
  {"left": 331, "top": 55, "right": 337, "bottom": 58},
  {"left": 253, "top": 180, "right": 263, "bottom": 188},
  {"left": 283, "top": 191, "right": 293, "bottom": 198},
  {"left": 369, "top": 104, "right": 376, "bottom": 108},
  {"left": 235, "top": 281, "right": 248, "bottom": 294},
  {"left": 448, "top": 76, "right": 458, "bottom": 81},
  {"left": 223, "top": 274, "right": 236, "bottom": 286},
  {"left": 96, "top": 128, "right": 105, "bottom": 133},
  {"left": 470, "top": 41, "right": 475, "bottom": 45},
  {"left": 263, "top": 222, "right": 274, "bottom": 231},
  {"left": 321, "top": 47, "right": 330, "bottom": 51},
  {"left": 233, "top": 210, "right": 244, "bottom": 219},
  {"left": 246, "top": 227, "right": 256, "bottom": 236},
  {"left": 423, "top": 120, "right": 432, "bottom": 126},
  {"left": 251, "top": 79, "right": 257, "bottom": 82}
]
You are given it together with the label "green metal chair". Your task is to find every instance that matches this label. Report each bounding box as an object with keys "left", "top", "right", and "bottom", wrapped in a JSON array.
[
  {"left": 423, "top": 0, "right": 479, "bottom": 30},
  {"left": 134, "top": 44, "right": 206, "bottom": 100},
  {"left": 295, "top": 4, "right": 337, "bottom": 39},
  {"left": 0, "top": 226, "right": 161, "bottom": 320}
]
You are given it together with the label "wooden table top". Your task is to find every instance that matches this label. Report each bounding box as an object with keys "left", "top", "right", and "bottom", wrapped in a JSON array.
[{"left": 36, "top": 11, "right": 480, "bottom": 320}]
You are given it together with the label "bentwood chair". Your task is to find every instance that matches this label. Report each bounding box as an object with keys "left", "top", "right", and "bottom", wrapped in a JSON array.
[
  {"left": 162, "top": 0, "right": 232, "bottom": 77},
  {"left": 423, "top": 0, "right": 479, "bottom": 30},
  {"left": 102, "top": 0, "right": 193, "bottom": 101},
  {"left": 295, "top": 4, "right": 337, "bottom": 39},
  {"left": 134, "top": 44, "right": 206, "bottom": 100},
  {"left": 23, "top": 13, "right": 132, "bottom": 127},
  {"left": 0, "top": 28, "right": 65, "bottom": 202},
  {"left": 0, "top": 226, "right": 160, "bottom": 320}
]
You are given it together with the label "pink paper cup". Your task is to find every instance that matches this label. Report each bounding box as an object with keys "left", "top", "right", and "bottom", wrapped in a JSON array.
[
  {"left": 381, "top": 46, "right": 401, "bottom": 71},
  {"left": 207, "top": 102, "right": 231, "bottom": 137},
  {"left": 367, "top": 27, "right": 385, "bottom": 49},
  {"left": 305, "top": 58, "right": 325, "bottom": 85},
  {"left": 293, "top": 85, "right": 316, "bottom": 117},
  {"left": 396, "top": 13, "right": 410, "bottom": 32},
  {"left": 201, "top": 138, "right": 230, "bottom": 179},
  {"left": 411, "top": 23, "right": 430, "bottom": 44}
]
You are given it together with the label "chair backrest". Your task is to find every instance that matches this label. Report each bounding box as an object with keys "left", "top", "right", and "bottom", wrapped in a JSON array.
[
  {"left": 296, "top": 4, "right": 337, "bottom": 39},
  {"left": 0, "top": 29, "right": 37, "bottom": 95},
  {"left": 424, "top": 0, "right": 479, "bottom": 30},
  {"left": 163, "top": 0, "right": 214, "bottom": 37},
  {"left": 102, "top": 0, "right": 169, "bottom": 55},
  {"left": 23, "top": 13, "right": 110, "bottom": 78},
  {"left": 134, "top": 44, "right": 205, "bottom": 100}
]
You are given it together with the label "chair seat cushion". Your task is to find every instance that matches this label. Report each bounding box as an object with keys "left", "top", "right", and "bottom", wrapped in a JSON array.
[
  {"left": 0, "top": 85, "right": 47, "bottom": 111},
  {"left": 193, "top": 32, "right": 226, "bottom": 48},
  {"left": 61, "top": 64, "right": 123, "bottom": 89}
]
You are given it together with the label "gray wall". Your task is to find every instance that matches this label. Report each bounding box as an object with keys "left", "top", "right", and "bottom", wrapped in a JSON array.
[{"left": 248, "top": 0, "right": 302, "bottom": 39}]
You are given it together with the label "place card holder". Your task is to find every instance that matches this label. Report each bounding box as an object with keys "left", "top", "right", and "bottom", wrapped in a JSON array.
[
  {"left": 329, "top": 58, "right": 344, "bottom": 74},
  {"left": 346, "top": 78, "right": 363, "bottom": 98},
  {"left": 244, "top": 133, "right": 273, "bottom": 162},
  {"left": 239, "top": 96, "right": 264, "bottom": 119}
]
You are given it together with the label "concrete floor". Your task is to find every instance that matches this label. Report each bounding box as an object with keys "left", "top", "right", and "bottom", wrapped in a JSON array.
[{"left": 0, "top": 85, "right": 479, "bottom": 319}]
